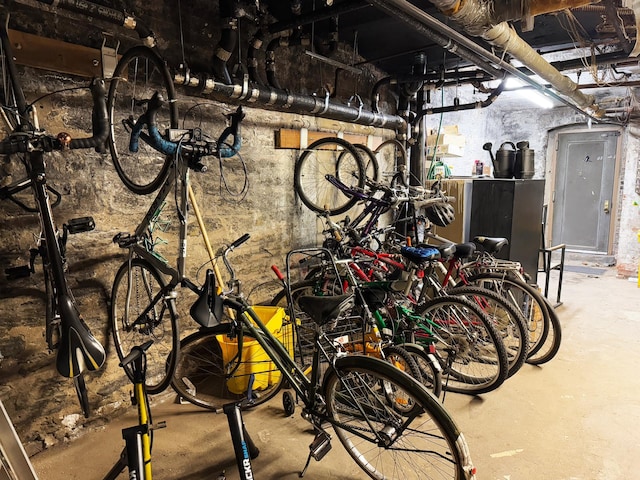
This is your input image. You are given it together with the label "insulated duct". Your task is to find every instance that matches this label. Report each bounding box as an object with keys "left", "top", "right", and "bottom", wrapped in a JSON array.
[
  {"left": 173, "top": 70, "right": 406, "bottom": 131},
  {"left": 369, "top": 0, "right": 605, "bottom": 119},
  {"left": 425, "top": 0, "right": 603, "bottom": 116}
]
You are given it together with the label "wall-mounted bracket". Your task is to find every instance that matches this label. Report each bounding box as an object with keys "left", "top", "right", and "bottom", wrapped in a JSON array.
[{"left": 101, "top": 33, "right": 120, "bottom": 79}]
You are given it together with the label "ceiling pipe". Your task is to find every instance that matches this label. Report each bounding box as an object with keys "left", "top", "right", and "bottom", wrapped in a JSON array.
[
  {"left": 212, "top": 0, "right": 239, "bottom": 85},
  {"left": 369, "top": 0, "right": 606, "bottom": 121},
  {"left": 173, "top": 70, "right": 406, "bottom": 131},
  {"left": 426, "top": 0, "right": 603, "bottom": 116},
  {"left": 28, "top": 0, "right": 156, "bottom": 46}
]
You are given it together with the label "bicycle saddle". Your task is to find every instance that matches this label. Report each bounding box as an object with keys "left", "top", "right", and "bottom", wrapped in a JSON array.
[
  {"left": 400, "top": 246, "right": 440, "bottom": 265},
  {"left": 473, "top": 236, "right": 509, "bottom": 255},
  {"left": 56, "top": 294, "right": 106, "bottom": 378},
  {"left": 452, "top": 242, "right": 476, "bottom": 259},
  {"left": 297, "top": 294, "right": 354, "bottom": 327}
]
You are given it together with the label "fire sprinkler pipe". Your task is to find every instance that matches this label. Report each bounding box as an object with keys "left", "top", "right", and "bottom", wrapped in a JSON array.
[{"left": 368, "top": 0, "right": 605, "bottom": 121}]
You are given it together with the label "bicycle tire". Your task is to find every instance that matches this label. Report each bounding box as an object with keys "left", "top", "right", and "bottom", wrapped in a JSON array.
[
  {"left": 73, "top": 374, "right": 90, "bottom": 418},
  {"left": 415, "top": 295, "right": 509, "bottom": 395},
  {"left": 466, "top": 272, "right": 551, "bottom": 359},
  {"left": 324, "top": 354, "right": 474, "bottom": 480},
  {"left": 294, "top": 137, "right": 365, "bottom": 215},
  {"left": 398, "top": 342, "right": 443, "bottom": 398},
  {"left": 107, "top": 45, "right": 178, "bottom": 195},
  {"left": 450, "top": 285, "right": 529, "bottom": 378},
  {"left": 171, "top": 328, "right": 285, "bottom": 410},
  {"left": 373, "top": 138, "right": 408, "bottom": 188},
  {"left": 111, "top": 257, "right": 179, "bottom": 394},
  {"left": 345, "top": 143, "right": 379, "bottom": 182},
  {"left": 525, "top": 296, "right": 562, "bottom": 365}
]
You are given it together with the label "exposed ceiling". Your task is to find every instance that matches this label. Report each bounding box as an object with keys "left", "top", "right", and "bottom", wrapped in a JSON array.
[{"left": 259, "top": 0, "right": 640, "bottom": 122}]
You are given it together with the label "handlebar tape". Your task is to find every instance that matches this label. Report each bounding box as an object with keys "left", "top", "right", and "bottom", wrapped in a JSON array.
[
  {"left": 217, "top": 106, "right": 244, "bottom": 158},
  {"left": 68, "top": 78, "right": 109, "bottom": 151},
  {"left": 230, "top": 233, "right": 250, "bottom": 249},
  {"left": 129, "top": 92, "right": 178, "bottom": 156}
]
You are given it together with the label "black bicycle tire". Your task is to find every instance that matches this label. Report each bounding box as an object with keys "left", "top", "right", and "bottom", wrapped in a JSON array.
[
  {"left": 171, "top": 328, "right": 285, "bottom": 410},
  {"left": 348, "top": 143, "right": 379, "bottom": 182},
  {"left": 107, "top": 45, "right": 178, "bottom": 195},
  {"left": 415, "top": 295, "right": 509, "bottom": 395},
  {"left": 382, "top": 344, "right": 423, "bottom": 384},
  {"left": 374, "top": 138, "right": 407, "bottom": 174},
  {"left": 110, "top": 257, "right": 180, "bottom": 394},
  {"left": 398, "top": 342, "right": 443, "bottom": 398},
  {"left": 526, "top": 296, "right": 562, "bottom": 365},
  {"left": 293, "top": 137, "right": 366, "bottom": 215},
  {"left": 324, "top": 354, "right": 472, "bottom": 480},
  {"left": 467, "top": 272, "right": 551, "bottom": 358},
  {"left": 450, "top": 285, "right": 529, "bottom": 378},
  {"left": 73, "top": 374, "right": 90, "bottom": 418}
]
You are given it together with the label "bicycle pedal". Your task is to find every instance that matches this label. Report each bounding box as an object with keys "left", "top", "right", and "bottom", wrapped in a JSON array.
[
  {"left": 154, "top": 421, "right": 167, "bottom": 430},
  {"left": 66, "top": 216, "right": 95, "bottom": 234},
  {"left": 5, "top": 265, "right": 32, "bottom": 280},
  {"left": 309, "top": 431, "right": 332, "bottom": 461}
]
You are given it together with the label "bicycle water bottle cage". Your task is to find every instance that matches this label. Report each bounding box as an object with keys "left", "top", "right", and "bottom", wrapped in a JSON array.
[
  {"left": 56, "top": 294, "right": 106, "bottom": 377},
  {"left": 400, "top": 246, "right": 440, "bottom": 265},
  {"left": 190, "top": 269, "right": 224, "bottom": 328}
]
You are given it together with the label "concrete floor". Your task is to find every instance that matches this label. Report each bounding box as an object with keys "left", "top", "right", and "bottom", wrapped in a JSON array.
[{"left": 30, "top": 264, "right": 640, "bottom": 479}]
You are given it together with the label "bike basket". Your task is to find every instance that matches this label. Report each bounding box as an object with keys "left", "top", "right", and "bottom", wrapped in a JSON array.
[{"left": 216, "top": 306, "right": 294, "bottom": 395}]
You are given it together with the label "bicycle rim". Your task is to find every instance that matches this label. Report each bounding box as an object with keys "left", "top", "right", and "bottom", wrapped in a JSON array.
[
  {"left": 399, "top": 343, "right": 443, "bottom": 398},
  {"left": 416, "top": 296, "right": 509, "bottom": 395},
  {"left": 352, "top": 143, "right": 379, "bottom": 182},
  {"left": 294, "top": 137, "right": 365, "bottom": 215},
  {"left": 526, "top": 296, "right": 562, "bottom": 365},
  {"left": 451, "top": 285, "right": 529, "bottom": 378},
  {"left": 111, "top": 258, "right": 179, "bottom": 394},
  {"left": 172, "top": 329, "right": 284, "bottom": 410},
  {"left": 108, "top": 45, "right": 178, "bottom": 195},
  {"left": 468, "top": 273, "right": 550, "bottom": 358},
  {"left": 324, "top": 355, "right": 473, "bottom": 480}
]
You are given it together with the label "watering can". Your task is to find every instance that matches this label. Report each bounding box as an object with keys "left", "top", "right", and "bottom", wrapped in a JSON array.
[{"left": 482, "top": 141, "right": 516, "bottom": 178}]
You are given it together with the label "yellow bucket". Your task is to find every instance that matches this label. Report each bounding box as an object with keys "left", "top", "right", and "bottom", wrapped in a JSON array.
[{"left": 216, "top": 306, "right": 293, "bottom": 395}]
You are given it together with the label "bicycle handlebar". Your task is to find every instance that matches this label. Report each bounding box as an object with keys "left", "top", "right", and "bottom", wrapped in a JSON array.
[
  {"left": 0, "top": 78, "right": 109, "bottom": 155},
  {"left": 129, "top": 92, "right": 244, "bottom": 160}
]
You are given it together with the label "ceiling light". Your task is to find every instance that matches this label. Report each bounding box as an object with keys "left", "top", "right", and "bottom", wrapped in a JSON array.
[{"left": 505, "top": 77, "right": 554, "bottom": 109}]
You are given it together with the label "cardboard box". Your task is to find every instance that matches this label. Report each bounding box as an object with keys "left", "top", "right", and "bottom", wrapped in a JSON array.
[
  {"left": 427, "top": 133, "right": 466, "bottom": 146},
  {"left": 429, "top": 125, "right": 459, "bottom": 135},
  {"left": 427, "top": 143, "right": 465, "bottom": 157}
]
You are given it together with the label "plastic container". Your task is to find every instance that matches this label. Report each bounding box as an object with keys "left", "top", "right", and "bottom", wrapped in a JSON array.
[{"left": 217, "top": 306, "right": 293, "bottom": 395}]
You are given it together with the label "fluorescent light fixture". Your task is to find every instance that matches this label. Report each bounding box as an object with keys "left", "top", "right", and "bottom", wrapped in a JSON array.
[{"left": 505, "top": 77, "right": 554, "bottom": 109}]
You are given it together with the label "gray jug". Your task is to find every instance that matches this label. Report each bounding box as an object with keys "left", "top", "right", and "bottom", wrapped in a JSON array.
[{"left": 515, "top": 141, "right": 535, "bottom": 179}]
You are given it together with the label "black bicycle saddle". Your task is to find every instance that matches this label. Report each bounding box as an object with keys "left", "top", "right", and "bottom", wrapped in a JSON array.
[{"left": 56, "top": 294, "right": 106, "bottom": 378}]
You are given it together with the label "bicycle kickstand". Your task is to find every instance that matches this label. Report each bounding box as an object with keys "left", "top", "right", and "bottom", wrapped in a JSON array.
[{"left": 223, "top": 402, "right": 259, "bottom": 480}]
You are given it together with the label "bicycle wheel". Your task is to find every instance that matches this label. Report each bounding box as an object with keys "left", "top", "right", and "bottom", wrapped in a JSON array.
[
  {"left": 349, "top": 143, "right": 379, "bottom": 182},
  {"left": 466, "top": 273, "right": 552, "bottom": 360},
  {"left": 171, "top": 328, "right": 284, "bottom": 410},
  {"left": 111, "top": 257, "right": 179, "bottom": 394},
  {"left": 324, "top": 354, "right": 474, "bottom": 480},
  {"left": 374, "top": 138, "right": 407, "bottom": 184},
  {"left": 107, "top": 45, "right": 178, "bottom": 195},
  {"left": 415, "top": 295, "right": 509, "bottom": 395},
  {"left": 399, "top": 342, "right": 443, "bottom": 398},
  {"left": 450, "top": 285, "right": 529, "bottom": 378},
  {"left": 525, "top": 296, "right": 562, "bottom": 365},
  {"left": 294, "top": 137, "right": 365, "bottom": 215},
  {"left": 73, "top": 374, "right": 90, "bottom": 418}
]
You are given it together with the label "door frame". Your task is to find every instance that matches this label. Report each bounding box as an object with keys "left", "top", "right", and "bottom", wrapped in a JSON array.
[{"left": 545, "top": 124, "right": 623, "bottom": 256}]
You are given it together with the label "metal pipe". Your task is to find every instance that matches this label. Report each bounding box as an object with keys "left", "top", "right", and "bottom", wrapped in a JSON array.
[
  {"left": 268, "top": 0, "right": 370, "bottom": 34},
  {"left": 370, "top": 0, "right": 605, "bottom": 120},
  {"left": 173, "top": 70, "right": 406, "bottom": 131},
  {"left": 31, "top": 0, "right": 155, "bottom": 46}
]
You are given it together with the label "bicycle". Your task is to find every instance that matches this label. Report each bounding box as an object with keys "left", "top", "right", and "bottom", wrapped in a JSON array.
[
  {"left": 166, "top": 245, "right": 478, "bottom": 479},
  {"left": 109, "top": 84, "right": 245, "bottom": 395},
  {"left": 0, "top": 13, "right": 107, "bottom": 416}
]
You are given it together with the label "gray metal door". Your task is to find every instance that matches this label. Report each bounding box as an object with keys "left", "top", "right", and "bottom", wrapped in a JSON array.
[{"left": 552, "top": 130, "right": 618, "bottom": 253}]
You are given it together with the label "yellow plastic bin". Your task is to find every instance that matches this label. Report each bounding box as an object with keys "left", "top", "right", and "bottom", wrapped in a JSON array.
[{"left": 217, "top": 306, "right": 294, "bottom": 395}]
